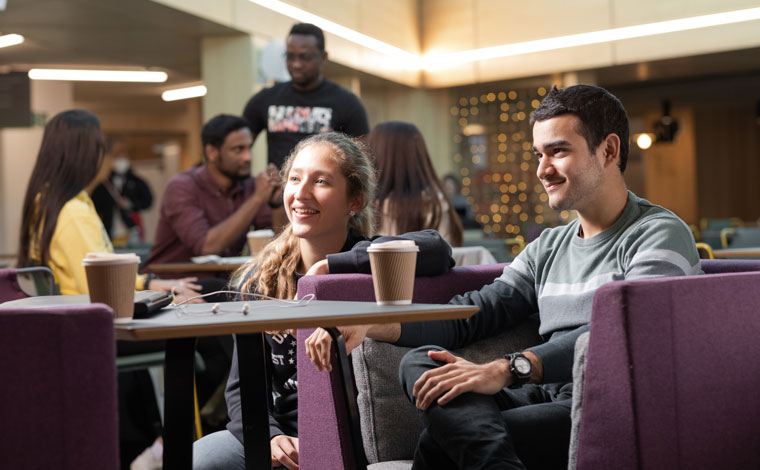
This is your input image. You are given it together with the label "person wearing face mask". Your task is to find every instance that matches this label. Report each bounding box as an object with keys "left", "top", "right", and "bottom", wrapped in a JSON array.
[{"left": 91, "top": 140, "right": 154, "bottom": 244}]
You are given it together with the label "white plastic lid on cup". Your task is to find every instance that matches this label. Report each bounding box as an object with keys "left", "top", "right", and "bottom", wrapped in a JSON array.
[
  {"left": 247, "top": 229, "right": 276, "bottom": 238},
  {"left": 81, "top": 252, "right": 140, "bottom": 266},
  {"left": 366, "top": 240, "right": 419, "bottom": 252}
]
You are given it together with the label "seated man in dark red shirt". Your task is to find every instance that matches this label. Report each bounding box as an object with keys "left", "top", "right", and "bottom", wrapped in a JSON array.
[{"left": 145, "top": 114, "right": 278, "bottom": 282}]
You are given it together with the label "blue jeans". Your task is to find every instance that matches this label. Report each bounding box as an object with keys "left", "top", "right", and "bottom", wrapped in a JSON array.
[{"left": 193, "top": 430, "right": 245, "bottom": 470}]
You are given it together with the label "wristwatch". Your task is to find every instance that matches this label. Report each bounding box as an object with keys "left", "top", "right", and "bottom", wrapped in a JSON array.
[{"left": 505, "top": 352, "right": 532, "bottom": 387}]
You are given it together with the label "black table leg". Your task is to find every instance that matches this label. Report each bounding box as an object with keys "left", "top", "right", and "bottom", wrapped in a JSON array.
[
  {"left": 236, "top": 332, "right": 273, "bottom": 469},
  {"left": 326, "top": 327, "right": 367, "bottom": 470},
  {"left": 163, "top": 337, "right": 197, "bottom": 469}
]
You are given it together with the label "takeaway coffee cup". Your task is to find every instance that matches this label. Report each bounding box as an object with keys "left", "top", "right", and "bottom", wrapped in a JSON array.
[
  {"left": 82, "top": 252, "right": 140, "bottom": 322},
  {"left": 367, "top": 240, "right": 419, "bottom": 305},
  {"left": 247, "top": 229, "right": 276, "bottom": 255}
]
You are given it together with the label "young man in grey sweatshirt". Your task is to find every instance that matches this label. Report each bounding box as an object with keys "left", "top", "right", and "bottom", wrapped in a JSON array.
[{"left": 307, "top": 84, "right": 702, "bottom": 469}]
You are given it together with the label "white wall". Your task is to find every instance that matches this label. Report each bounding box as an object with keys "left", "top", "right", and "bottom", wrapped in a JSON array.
[
  {"left": 0, "top": 128, "right": 44, "bottom": 257},
  {"left": 0, "top": 80, "right": 73, "bottom": 258}
]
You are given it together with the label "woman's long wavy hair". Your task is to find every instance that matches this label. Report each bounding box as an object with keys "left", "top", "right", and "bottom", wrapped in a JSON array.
[
  {"left": 234, "top": 132, "right": 376, "bottom": 299},
  {"left": 17, "top": 110, "right": 105, "bottom": 268},
  {"left": 370, "top": 121, "right": 463, "bottom": 246}
]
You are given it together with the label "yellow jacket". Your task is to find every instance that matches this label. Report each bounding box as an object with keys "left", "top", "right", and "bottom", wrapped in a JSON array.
[{"left": 36, "top": 191, "right": 146, "bottom": 294}]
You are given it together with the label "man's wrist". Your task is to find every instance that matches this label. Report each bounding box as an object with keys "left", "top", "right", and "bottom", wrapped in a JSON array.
[
  {"left": 268, "top": 193, "right": 284, "bottom": 209},
  {"left": 523, "top": 350, "right": 544, "bottom": 383},
  {"left": 144, "top": 273, "right": 157, "bottom": 290},
  {"left": 496, "top": 358, "right": 513, "bottom": 387}
]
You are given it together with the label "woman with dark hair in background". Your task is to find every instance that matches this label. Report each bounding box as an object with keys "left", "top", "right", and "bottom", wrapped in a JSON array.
[
  {"left": 16, "top": 109, "right": 208, "bottom": 467},
  {"left": 17, "top": 109, "right": 199, "bottom": 299},
  {"left": 369, "top": 121, "right": 463, "bottom": 246}
]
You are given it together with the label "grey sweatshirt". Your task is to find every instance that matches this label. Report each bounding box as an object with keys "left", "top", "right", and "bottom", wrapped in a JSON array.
[{"left": 397, "top": 191, "right": 702, "bottom": 384}]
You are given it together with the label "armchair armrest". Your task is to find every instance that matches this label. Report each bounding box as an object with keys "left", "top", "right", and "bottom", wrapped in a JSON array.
[{"left": 568, "top": 331, "right": 590, "bottom": 470}]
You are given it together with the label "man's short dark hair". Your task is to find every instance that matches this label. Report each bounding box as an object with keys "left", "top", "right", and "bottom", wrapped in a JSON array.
[
  {"left": 201, "top": 114, "right": 249, "bottom": 150},
  {"left": 530, "top": 85, "right": 630, "bottom": 173},
  {"left": 289, "top": 23, "right": 325, "bottom": 52}
]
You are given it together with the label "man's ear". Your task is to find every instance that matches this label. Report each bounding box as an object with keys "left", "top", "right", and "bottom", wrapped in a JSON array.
[
  {"left": 205, "top": 144, "right": 219, "bottom": 163},
  {"left": 601, "top": 133, "right": 621, "bottom": 169}
]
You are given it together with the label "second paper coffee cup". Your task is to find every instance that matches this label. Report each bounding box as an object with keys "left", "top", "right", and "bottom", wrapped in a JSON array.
[
  {"left": 247, "top": 229, "right": 275, "bottom": 255},
  {"left": 367, "top": 240, "right": 419, "bottom": 305},
  {"left": 82, "top": 252, "right": 140, "bottom": 322}
]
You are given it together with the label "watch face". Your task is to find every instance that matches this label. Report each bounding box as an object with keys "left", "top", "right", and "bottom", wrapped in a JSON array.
[{"left": 514, "top": 357, "right": 531, "bottom": 375}]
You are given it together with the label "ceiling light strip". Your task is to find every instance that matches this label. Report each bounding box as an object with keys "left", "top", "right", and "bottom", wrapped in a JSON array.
[
  {"left": 0, "top": 33, "right": 24, "bottom": 49},
  {"left": 28, "top": 69, "right": 168, "bottom": 82},
  {"left": 249, "top": 0, "right": 417, "bottom": 61},
  {"left": 248, "top": 1, "right": 760, "bottom": 71},
  {"left": 423, "top": 7, "right": 760, "bottom": 68},
  {"left": 162, "top": 85, "right": 207, "bottom": 102}
]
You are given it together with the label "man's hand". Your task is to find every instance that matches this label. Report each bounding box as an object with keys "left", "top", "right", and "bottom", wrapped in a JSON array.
[
  {"left": 413, "top": 350, "right": 511, "bottom": 410},
  {"left": 254, "top": 165, "right": 276, "bottom": 202},
  {"left": 304, "top": 325, "right": 372, "bottom": 372},
  {"left": 147, "top": 277, "right": 204, "bottom": 304},
  {"left": 265, "top": 163, "right": 284, "bottom": 206},
  {"left": 271, "top": 435, "right": 299, "bottom": 469}
]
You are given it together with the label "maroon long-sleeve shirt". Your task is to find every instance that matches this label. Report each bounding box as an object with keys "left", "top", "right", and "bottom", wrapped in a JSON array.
[{"left": 144, "top": 165, "right": 272, "bottom": 278}]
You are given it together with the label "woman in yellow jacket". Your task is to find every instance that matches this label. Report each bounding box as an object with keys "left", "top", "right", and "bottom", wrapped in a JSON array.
[{"left": 17, "top": 109, "right": 198, "bottom": 299}]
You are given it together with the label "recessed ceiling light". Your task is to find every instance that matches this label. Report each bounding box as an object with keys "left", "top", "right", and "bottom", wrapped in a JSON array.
[
  {"left": 0, "top": 33, "right": 24, "bottom": 49},
  {"left": 28, "top": 68, "right": 168, "bottom": 82},
  {"left": 161, "top": 85, "right": 207, "bottom": 102}
]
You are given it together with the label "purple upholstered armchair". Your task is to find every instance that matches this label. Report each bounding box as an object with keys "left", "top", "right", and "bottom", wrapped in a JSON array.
[
  {"left": 296, "top": 259, "right": 760, "bottom": 470},
  {"left": 0, "top": 303, "right": 120, "bottom": 469},
  {"left": 572, "top": 260, "right": 760, "bottom": 469}
]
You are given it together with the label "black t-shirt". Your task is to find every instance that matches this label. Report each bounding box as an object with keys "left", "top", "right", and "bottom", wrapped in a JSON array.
[
  {"left": 224, "top": 230, "right": 455, "bottom": 443},
  {"left": 242, "top": 79, "right": 369, "bottom": 168}
]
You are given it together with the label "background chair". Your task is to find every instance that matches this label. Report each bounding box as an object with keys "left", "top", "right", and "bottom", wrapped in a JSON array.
[
  {"left": 0, "top": 266, "right": 55, "bottom": 302},
  {"left": 695, "top": 242, "right": 714, "bottom": 259},
  {"left": 295, "top": 259, "right": 760, "bottom": 470},
  {"left": 719, "top": 226, "right": 760, "bottom": 248},
  {"left": 0, "top": 303, "right": 119, "bottom": 469}
]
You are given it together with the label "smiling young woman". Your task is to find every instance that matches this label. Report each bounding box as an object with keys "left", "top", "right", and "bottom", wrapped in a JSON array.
[{"left": 192, "top": 132, "right": 454, "bottom": 470}]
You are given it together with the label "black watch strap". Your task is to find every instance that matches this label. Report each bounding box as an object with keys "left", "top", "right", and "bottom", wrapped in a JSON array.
[{"left": 268, "top": 193, "right": 284, "bottom": 209}]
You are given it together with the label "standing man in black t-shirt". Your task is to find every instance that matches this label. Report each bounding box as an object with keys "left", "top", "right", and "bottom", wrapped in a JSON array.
[{"left": 243, "top": 23, "right": 370, "bottom": 169}]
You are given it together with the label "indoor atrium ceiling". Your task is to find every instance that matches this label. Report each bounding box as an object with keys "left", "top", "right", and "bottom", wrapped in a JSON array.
[
  {"left": 0, "top": 0, "right": 242, "bottom": 99},
  {"left": 2, "top": 0, "right": 760, "bottom": 100}
]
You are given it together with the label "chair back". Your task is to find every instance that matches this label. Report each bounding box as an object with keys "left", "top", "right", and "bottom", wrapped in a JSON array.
[
  {"left": 0, "top": 269, "right": 27, "bottom": 302},
  {"left": 0, "top": 303, "right": 119, "bottom": 468},
  {"left": 700, "top": 258, "right": 760, "bottom": 273},
  {"left": 721, "top": 227, "right": 760, "bottom": 249},
  {"left": 0, "top": 267, "right": 56, "bottom": 302},
  {"left": 577, "top": 269, "right": 760, "bottom": 469}
]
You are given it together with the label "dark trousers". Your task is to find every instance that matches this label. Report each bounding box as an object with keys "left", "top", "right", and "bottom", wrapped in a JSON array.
[{"left": 399, "top": 346, "right": 573, "bottom": 470}]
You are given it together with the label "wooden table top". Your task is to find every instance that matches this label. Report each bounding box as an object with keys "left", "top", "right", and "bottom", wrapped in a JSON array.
[
  {"left": 147, "top": 256, "right": 252, "bottom": 273},
  {"left": 113, "top": 300, "right": 478, "bottom": 341},
  {"left": 147, "top": 262, "right": 244, "bottom": 273},
  {"left": 1, "top": 295, "right": 478, "bottom": 342},
  {"left": 712, "top": 247, "right": 760, "bottom": 259}
]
